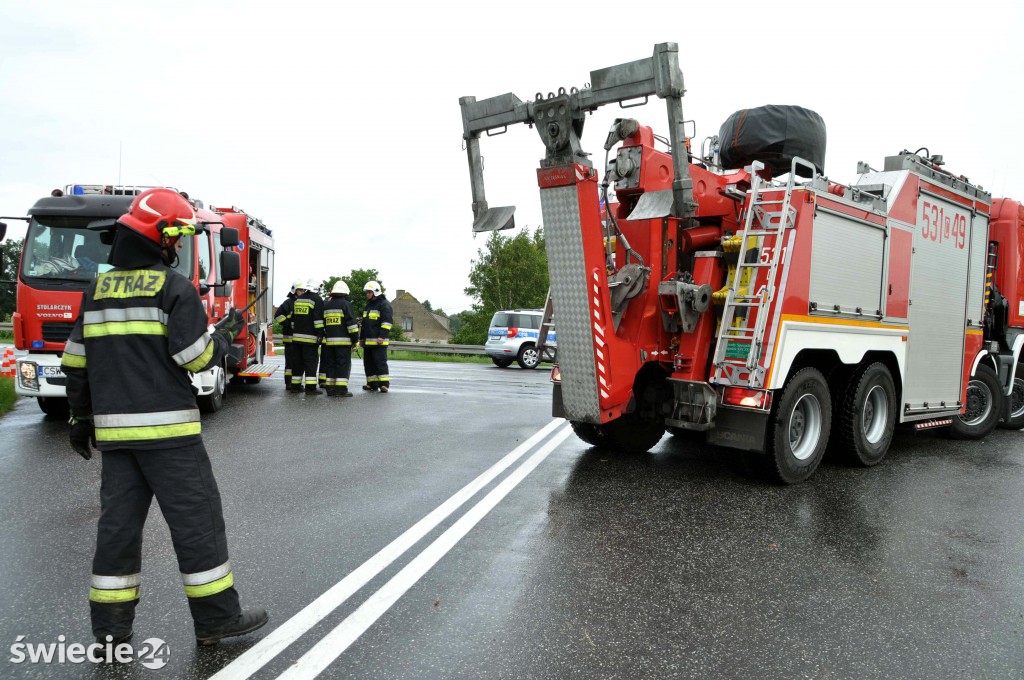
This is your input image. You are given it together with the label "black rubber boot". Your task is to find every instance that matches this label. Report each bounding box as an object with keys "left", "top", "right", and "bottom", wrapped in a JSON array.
[
  {"left": 305, "top": 386, "right": 323, "bottom": 395},
  {"left": 338, "top": 388, "right": 353, "bottom": 398},
  {"left": 325, "top": 387, "right": 337, "bottom": 397},
  {"left": 196, "top": 608, "right": 269, "bottom": 646}
]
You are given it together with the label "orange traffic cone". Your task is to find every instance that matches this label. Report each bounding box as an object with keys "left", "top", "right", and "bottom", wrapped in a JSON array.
[
  {"left": 1, "top": 348, "right": 14, "bottom": 378},
  {"left": 267, "top": 339, "right": 276, "bottom": 357}
]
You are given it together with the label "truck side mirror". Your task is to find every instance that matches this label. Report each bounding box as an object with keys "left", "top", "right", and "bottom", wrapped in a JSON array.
[
  {"left": 219, "top": 227, "right": 240, "bottom": 248},
  {"left": 219, "top": 250, "right": 240, "bottom": 282}
]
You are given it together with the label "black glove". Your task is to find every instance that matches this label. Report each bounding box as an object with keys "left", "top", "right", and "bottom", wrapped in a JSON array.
[
  {"left": 69, "top": 415, "right": 95, "bottom": 460},
  {"left": 214, "top": 308, "right": 245, "bottom": 342}
]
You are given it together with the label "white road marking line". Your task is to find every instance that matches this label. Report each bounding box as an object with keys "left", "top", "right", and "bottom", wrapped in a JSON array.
[
  {"left": 210, "top": 418, "right": 566, "bottom": 680},
  {"left": 277, "top": 423, "right": 574, "bottom": 679}
]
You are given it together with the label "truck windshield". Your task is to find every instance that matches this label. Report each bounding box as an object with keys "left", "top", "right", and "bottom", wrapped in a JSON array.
[
  {"left": 22, "top": 216, "right": 193, "bottom": 282},
  {"left": 22, "top": 217, "right": 113, "bottom": 282}
]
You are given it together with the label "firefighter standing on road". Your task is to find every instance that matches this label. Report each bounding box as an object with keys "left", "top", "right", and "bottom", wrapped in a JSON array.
[
  {"left": 286, "top": 281, "right": 325, "bottom": 394},
  {"left": 305, "top": 281, "right": 328, "bottom": 388},
  {"left": 323, "top": 281, "right": 360, "bottom": 397},
  {"left": 274, "top": 283, "right": 298, "bottom": 391},
  {"left": 360, "top": 280, "right": 393, "bottom": 392},
  {"left": 60, "top": 188, "right": 268, "bottom": 647}
]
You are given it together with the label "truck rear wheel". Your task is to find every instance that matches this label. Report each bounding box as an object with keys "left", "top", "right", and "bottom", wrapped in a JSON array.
[
  {"left": 570, "top": 421, "right": 608, "bottom": 447},
  {"left": 999, "top": 361, "right": 1024, "bottom": 430},
  {"left": 37, "top": 397, "right": 70, "bottom": 419},
  {"left": 604, "top": 413, "right": 665, "bottom": 454},
  {"left": 761, "top": 367, "right": 831, "bottom": 484},
  {"left": 836, "top": 363, "right": 896, "bottom": 466},
  {"left": 949, "top": 364, "right": 1002, "bottom": 440}
]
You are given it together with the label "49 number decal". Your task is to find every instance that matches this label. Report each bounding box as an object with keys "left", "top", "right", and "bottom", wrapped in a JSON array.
[{"left": 920, "top": 199, "right": 969, "bottom": 249}]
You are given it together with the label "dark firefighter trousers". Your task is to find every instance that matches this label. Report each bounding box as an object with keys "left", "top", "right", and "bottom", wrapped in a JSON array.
[
  {"left": 293, "top": 343, "right": 320, "bottom": 389},
  {"left": 322, "top": 345, "right": 352, "bottom": 390},
  {"left": 90, "top": 442, "right": 241, "bottom": 639},
  {"left": 283, "top": 339, "right": 297, "bottom": 388},
  {"left": 363, "top": 345, "right": 390, "bottom": 386}
]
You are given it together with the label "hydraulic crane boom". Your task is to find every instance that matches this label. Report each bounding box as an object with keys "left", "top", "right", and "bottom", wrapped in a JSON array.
[{"left": 459, "top": 42, "right": 696, "bottom": 232}]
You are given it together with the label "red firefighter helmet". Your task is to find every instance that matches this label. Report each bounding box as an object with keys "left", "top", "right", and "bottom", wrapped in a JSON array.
[{"left": 117, "top": 188, "right": 197, "bottom": 244}]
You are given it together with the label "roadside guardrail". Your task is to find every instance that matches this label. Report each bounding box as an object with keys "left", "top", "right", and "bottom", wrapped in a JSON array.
[
  {"left": 387, "top": 341, "right": 484, "bottom": 356},
  {"left": 0, "top": 322, "right": 12, "bottom": 333}
]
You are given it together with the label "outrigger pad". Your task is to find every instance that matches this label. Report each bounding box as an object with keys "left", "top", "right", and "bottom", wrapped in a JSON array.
[
  {"left": 718, "top": 105, "right": 826, "bottom": 177},
  {"left": 472, "top": 206, "right": 516, "bottom": 233}
]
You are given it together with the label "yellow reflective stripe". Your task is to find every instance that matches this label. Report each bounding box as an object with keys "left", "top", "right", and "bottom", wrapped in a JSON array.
[
  {"left": 62, "top": 353, "right": 87, "bottom": 368},
  {"left": 380, "top": 322, "right": 393, "bottom": 330},
  {"left": 324, "top": 339, "right": 352, "bottom": 345},
  {"left": 96, "top": 422, "right": 202, "bottom": 442},
  {"left": 182, "top": 341, "right": 215, "bottom": 372},
  {"left": 367, "top": 311, "right": 380, "bottom": 320},
  {"left": 90, "top": 586, "right": 140, "bottom": 603},
  {"left": 84, "top": 321, "right": 168, "bottom": 338},
  {"left": 183, "top": 572, "right": 234, "bottom": 598},
  {"left": 363, "top": 340, "right": 389, "bottom": 346}
]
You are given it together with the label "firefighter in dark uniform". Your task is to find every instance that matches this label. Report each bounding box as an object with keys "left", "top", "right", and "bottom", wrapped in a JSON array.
[
  {"left": 284, "top": 281, "right": 325, "bottom": 394},
  {"left": 274, "top": 282, "right": 300, "bottom": 391},
  {"left": 322, "top": 280, "right": 360, "bottom": 397},
  {"left": 305, "top": 281, "right": 328, "bottom": 388},
  {"left": 359, "top": 280, "right": 393, "bottom": 392},
  {"left": 60, "top": 188, "right": 268, "bottom": 646}
]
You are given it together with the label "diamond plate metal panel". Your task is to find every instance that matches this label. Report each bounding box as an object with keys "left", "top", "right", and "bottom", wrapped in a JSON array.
[{"left": 541, "top": 185, "right": 600, "bottom": 422}]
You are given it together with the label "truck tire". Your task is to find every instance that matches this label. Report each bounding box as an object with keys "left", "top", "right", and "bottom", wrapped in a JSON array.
[
  {"left": 836, "top": 363, "right": 896, "bottom": 466},
  {"left": 517, "top": 343, "right": 539, "bottom": 369},
  {"left": 198, "top": 364, "right": 226, "bottom": 414},
  {"left": 570, "top": 420, "right": 608, "bottom": 447},
  {"left": 605, "top": 412, "right": 665, "bottom": 454},
  {"left": 37, "top": 397, "right": 70, "bottom": 418},
  {"left": 999, "top": 361, "right": 1024, "bottom": 430},
  {"left": 761, "top": 367, "right": 831, "bottom": 484},
  {"left": 949, "top": 364, "right": 1002, "bottom": 440}
]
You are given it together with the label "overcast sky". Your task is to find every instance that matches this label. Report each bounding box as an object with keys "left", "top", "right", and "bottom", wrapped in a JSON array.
[{"left": 2, "top": 1, "right": 1021, "bottom": 314}]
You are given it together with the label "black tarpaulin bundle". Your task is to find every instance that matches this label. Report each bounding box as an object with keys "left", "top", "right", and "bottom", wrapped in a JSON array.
[{"left": 718, "top": 105, "right": 826, "bottom": 177}]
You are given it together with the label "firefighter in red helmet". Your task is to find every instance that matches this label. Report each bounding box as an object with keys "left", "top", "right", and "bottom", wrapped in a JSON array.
[{"left": 61, "top": 188, "right": 268, "bottom": 647}]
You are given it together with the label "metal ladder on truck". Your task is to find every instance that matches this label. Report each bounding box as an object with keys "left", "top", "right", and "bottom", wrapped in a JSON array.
[
  {"left": 711, "top": 159, "right": 808, "bottom": 388},
  {"left": 535, "top": 291, "right": 555, "bottom": 362}
]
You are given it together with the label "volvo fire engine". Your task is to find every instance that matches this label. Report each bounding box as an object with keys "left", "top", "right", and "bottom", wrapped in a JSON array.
[
  {"left": 459, "top": 43, "right": 1024, "bottom": 483},
  {"left": 2, "top": 184, "right": 277, "bottom": 417}
]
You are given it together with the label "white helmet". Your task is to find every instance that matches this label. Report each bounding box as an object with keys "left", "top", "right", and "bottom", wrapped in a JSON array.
[
  {"left": 293, "top": 279, "right": 307, "bottom": 292},
  {"left": 306, "top": 279, "right": 320, "bottom": 293},
  {"left": 363, "top": 280, "right": 382, "bottom": 297},
  {"left": 331, "top": 280, "right": 350, "bottom": 296}
]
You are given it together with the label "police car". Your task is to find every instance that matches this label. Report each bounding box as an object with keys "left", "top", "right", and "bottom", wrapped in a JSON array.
[{"left": 485, "top": 309, "right": 556, "bottom": 369}]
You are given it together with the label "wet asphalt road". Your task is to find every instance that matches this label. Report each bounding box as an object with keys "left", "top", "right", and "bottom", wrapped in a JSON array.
[{"left": 0, "top": 355, "right": 1022, "bottom": 679}]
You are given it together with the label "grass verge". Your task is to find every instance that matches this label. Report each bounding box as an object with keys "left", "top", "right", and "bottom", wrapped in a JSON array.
[{"left": 0, "top": 378, "right": 15, "bottom": 417}]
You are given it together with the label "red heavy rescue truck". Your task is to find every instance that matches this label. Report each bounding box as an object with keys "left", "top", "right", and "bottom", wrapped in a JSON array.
[
  {"left": 2, "top": 184, "right": 277, "bottom": 417},
  {"left": 459, "top": 43, "right": 1024, "bottom": 483}
]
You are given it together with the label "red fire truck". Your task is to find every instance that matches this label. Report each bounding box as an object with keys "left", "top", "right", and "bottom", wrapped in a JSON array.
[
  {"left": 3, "top": 184, "right": 276, "bottom": 417},
  {"left": 459, "top": 43, "right": 1024, "bottom": 483}
]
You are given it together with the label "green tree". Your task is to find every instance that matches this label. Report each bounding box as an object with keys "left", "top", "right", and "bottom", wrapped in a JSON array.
[
  {"left": 0, "top": 238, "right": 23, "bottom": 321},
  {"left": 453, "top": 227, "right": 548, "bottom": 345}
]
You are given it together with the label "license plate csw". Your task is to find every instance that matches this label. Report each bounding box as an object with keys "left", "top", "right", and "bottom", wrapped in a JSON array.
[{"left": 41, "top": 366, "right": 65, "bottom": 378}]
